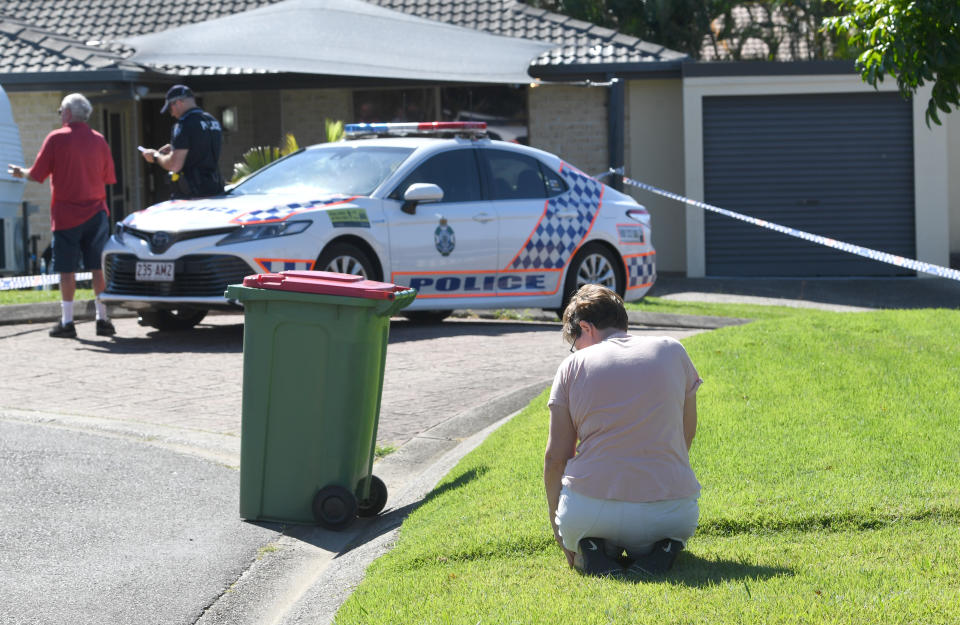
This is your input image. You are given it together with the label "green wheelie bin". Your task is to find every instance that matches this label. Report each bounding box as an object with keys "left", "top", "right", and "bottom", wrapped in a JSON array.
[{"left": 225, "top": 270, "right": 416, "bottom": 530}]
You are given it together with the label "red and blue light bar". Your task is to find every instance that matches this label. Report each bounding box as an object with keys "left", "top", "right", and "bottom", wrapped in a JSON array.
[{"left": 344, "top": 121, "right": 487, "bottom": 138}]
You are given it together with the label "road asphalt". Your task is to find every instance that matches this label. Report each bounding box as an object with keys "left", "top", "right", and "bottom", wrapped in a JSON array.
[{"left": 0, "top": 276, "right": 957, "bottom": 625}]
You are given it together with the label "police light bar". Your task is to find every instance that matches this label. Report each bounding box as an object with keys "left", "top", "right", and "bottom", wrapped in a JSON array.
[{"left": 344, "top": 121, "right": 487, "bottom": 138}]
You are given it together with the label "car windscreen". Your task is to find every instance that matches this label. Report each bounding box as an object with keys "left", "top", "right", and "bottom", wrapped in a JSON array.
[{"left": 229, "top": 145, "right": 415, "bottom": 196}]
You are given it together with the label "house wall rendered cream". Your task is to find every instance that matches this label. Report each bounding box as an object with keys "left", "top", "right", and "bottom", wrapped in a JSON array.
[
  {"left": 625, "top": 79, "right": 685, "bottom": 273},
  {"left": 681, "top": 74, "right": 954, "bottom": 278}
]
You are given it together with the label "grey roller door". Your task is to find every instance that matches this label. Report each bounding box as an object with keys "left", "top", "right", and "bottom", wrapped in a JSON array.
[{"left": 703, "top": 92, "right": 915, "bottom": 277}]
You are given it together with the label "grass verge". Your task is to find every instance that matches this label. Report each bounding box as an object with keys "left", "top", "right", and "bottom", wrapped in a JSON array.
[
  {"left": 626, "top": 296, "right": 817, "bottom": 321},
  {"left": 0, "top": 288, "right": 95, "bottom": 305},
  {"left": 335, "top": 308, "right": 960, "bottom": 624}
]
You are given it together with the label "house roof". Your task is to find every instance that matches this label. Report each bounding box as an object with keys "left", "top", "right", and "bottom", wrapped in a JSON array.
[
  {"left": 119, "top": 0, "right": 553, "bottom": 84},
  {"left": 368, "top": 1, "right": 687, "bottom": 69},
  {"left": 0, "top": 0, "right": 686, "bottom": 84},
  {"left": 0, "top": 15, "right": 138, "bottom": 74}
]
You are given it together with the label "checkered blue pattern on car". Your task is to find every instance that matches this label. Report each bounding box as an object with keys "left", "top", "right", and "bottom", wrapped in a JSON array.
[
  {"left": 256, "top": 259, "right": 315, "bottom": 273},
  {"left": 232, "top": 196, "right": 355, "bottom": 225},
  {"left": 508, "top": 167, "right": 603, "bottom": 270},
  {"left": 625, "top": 253, "right": 656, "bottom": 288}
]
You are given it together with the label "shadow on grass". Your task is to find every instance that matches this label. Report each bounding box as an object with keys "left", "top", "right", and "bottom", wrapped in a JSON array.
[
  {"left": 284, "top": 467, "right": 488, "bottom": 554},
  {"left": 421, "top": 466, "right": 487, "bottom": 505},
  {"left": 616, "top": 552, "right": 792, "bottom": 587}
]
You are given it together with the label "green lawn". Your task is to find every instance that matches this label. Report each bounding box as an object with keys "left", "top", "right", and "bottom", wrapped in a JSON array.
[
  {"left": 335, "top": 308, "right": 960, "bottom": 624},
  {"left": 0, "top": 289, "right": 800, "bottom": 321},
  {"left": 0, "top": 288, "right": 95, "bottom": 305},
  {"left": 626, "top": 295, "right": 821, "bottom": 320}
]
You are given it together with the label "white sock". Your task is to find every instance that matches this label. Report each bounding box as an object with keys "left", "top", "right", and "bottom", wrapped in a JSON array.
[
  {"left": 61, "top": 300, "right": 74, "bottom": 325},
  {"left": 95, "top": 298, "right": 108, "bottom": 321}
]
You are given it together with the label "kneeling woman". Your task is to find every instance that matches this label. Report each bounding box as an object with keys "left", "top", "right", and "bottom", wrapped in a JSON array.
[{"left": 544, "top": 284, "right": 702, "bottom": 575}]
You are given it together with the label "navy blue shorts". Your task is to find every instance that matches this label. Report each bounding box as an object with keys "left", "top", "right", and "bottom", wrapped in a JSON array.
[{"left": 52, "top": 211, "right": 109, "bottom": 273}]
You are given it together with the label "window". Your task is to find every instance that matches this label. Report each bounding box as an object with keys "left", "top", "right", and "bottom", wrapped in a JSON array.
[
  {"left": 231, "top": 146, "right": 413, "bottom": 196},
  {"left": 354, "top": 88, "right": 436, "bottom": 122},
  {"left": 482, "top": 150, "right": 547, "bottom": 200},
  {"left": 539, "top": 161, "right": 568, "bottom": 197},
  {"left": 391, "top": 149, "right": 483, "bottom": 203},
  {"left": 441, "top": 85, "right": 529, "bottom": 144}
]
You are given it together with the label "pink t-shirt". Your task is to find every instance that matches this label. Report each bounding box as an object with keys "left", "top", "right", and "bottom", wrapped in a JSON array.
[{"left": 548, "top": 332, "right": 702, "bottom": 503}]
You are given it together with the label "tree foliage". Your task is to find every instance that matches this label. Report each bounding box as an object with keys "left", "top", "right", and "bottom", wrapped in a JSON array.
[
  {"left": 824, "top": 0, "right": 960, "bottom": 125},
  {"left": 523, "top": 1, "right": 848, "bottom": 61}
]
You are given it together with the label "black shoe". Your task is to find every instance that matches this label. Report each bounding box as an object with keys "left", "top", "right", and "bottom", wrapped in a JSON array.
[
  {"left": 626, "top": 538, "right": 684, "bottom": 575},
  {"left": 96, "top": 319, "right": 116, "bottom": 336},
  {"left": 576, "top": 537, "right": 623, "bottom": 576},
  {"left": 49, "top": 321, "right": 77, "bottom": 338}
]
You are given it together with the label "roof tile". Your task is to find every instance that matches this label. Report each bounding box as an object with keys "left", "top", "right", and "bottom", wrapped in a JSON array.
[{"left": 1, "top": 0, "right": 686, "bottom": 76}]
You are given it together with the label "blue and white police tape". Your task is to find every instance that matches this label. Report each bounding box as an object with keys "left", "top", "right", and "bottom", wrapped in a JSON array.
[
  {"left": 600, "top": 168, "right": 960, "bottom": 283},
  {"left": 0, "top": 272, "right": 92, "bottom": 291}
]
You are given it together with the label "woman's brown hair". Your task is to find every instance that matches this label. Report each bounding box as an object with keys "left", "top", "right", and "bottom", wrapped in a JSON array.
[{"left": 560, "top": 284, "right": 628, "bottom": 346}]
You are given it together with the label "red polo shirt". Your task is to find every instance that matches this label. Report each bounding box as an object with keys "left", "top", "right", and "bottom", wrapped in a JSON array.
[{"left": 29, "top": 122, "right": 116, "bottom": 231}]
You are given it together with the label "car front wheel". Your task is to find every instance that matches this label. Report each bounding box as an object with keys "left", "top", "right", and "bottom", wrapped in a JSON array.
[{"left": 315, "top": 242, "right": 378, "bottom": 280}]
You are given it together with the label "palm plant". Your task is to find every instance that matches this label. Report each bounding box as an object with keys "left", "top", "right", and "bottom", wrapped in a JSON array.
[{"left": 229, "top": 132, "right": 301, "bottom": 183}]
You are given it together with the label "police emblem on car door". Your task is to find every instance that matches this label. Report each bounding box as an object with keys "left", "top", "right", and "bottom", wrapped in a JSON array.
[
  {"left": 387, "top": 148, "right": 498, "bottom": 297},
  {"left": 434, "top": 217, "right": 455, "bottom": 256}
]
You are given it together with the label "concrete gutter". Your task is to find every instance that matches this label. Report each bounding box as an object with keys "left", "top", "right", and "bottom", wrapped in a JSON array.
[{"left": 0, "top": 303, "right": 747, "bottom": 330}]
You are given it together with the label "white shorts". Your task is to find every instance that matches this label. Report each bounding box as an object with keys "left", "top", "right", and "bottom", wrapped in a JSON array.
[{"left": 556, "top": 485, "right": 699, "bottom": 555}]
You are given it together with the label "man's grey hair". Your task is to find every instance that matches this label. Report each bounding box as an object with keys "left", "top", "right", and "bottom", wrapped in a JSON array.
[{"left": 61, "top": 93, "right": 93, "bottom": 122}]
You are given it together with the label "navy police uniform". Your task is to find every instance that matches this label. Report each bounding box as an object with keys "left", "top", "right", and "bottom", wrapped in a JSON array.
[{"left": 170, "top": 107, "right": 224, "bottom": 199}]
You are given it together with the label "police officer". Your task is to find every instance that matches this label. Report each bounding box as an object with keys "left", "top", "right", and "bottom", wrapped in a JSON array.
[{"left": 142, "top": 84, "right": 224, "bottom": 199}]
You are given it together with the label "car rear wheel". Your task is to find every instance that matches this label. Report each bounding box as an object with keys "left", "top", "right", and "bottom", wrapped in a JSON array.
[
  {"left": 558, "top": 243, "right": 623, "bottom": 315},
  {"left": 315, "top": 242, "right": 378, "bottom": 279},
  {"left": 137, "top": 308, "right": 208, "bottom": 331},
  {"left": 402, "top": 310, "right": 453, "bottom": 324}
]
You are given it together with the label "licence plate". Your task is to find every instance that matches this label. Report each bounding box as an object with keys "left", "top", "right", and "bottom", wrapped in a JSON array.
[{"left": 135, "top": 261, "right": 175, "bottom": 282}]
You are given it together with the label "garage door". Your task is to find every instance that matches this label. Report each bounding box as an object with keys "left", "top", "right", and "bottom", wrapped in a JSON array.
[{"left": 703, "top": 92, "right": 915, "bottom": 276}]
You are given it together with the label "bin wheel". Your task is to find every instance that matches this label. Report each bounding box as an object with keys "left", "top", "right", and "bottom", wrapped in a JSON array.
[
  {"left": 357, "top": 475, "right": 388, "bottom": 518},
  {"left": 312, "top": 485, "right": 358, "bottom": 530}
]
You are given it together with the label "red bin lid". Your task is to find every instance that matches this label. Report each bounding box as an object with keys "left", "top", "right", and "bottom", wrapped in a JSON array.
[{"left": 242, "top": 270, "right": 407, "bottom": 300}]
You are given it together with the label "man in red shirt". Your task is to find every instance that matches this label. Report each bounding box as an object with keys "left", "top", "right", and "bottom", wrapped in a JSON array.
[{"left": 8, "top": 93, "right": 117, "bottom": 338}]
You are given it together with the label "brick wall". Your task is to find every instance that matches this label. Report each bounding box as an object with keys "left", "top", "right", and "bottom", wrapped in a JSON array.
[
  {"left": 527, "top": 84, "right": 608, "bottom": 175},
  {"left": 201, "top": 90, "right": 261, "bottom": 183},
  {"left": 280, "top": 89, "right": 353, "bottom": 147},
  {"left": 9, "top": 91, "right": 61, "bottom": 247}
]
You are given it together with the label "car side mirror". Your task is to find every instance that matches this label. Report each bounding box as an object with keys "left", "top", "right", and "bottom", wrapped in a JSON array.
[{"left": 401, "top": 183, "right": 444, "bottom": 215}]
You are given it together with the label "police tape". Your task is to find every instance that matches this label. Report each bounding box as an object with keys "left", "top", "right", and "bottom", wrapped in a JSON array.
[
  {"left": 0, "top": 272, "right": 92, "bottom": 291},
  {"left": 600, "top": 169, "right": 960, "bottom": 282}
]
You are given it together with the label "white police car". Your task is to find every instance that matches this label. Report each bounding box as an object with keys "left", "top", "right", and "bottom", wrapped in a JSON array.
[{"left": 101, "top": 122, "right": 656, "bottom": 329}]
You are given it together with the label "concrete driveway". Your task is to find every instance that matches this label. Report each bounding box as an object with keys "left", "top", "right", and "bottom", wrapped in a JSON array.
[{"left": 0, "top": 313, "right": 706, "bottom": 625}]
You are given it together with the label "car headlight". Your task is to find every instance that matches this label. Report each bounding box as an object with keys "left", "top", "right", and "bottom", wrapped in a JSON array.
[
  {"left": 216, "top": 220, "right": 312, "bottom": 246},
  {"left": 114, "top": 222, "right": 125, "bottom": 244}
]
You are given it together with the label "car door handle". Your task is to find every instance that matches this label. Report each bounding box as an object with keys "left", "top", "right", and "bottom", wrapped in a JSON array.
[
  {"left": 473, "top": 213, "right": 495, "bottom": 223},
  {"left": 556, "top": 211, "right": 578, "bottom": 219}
]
